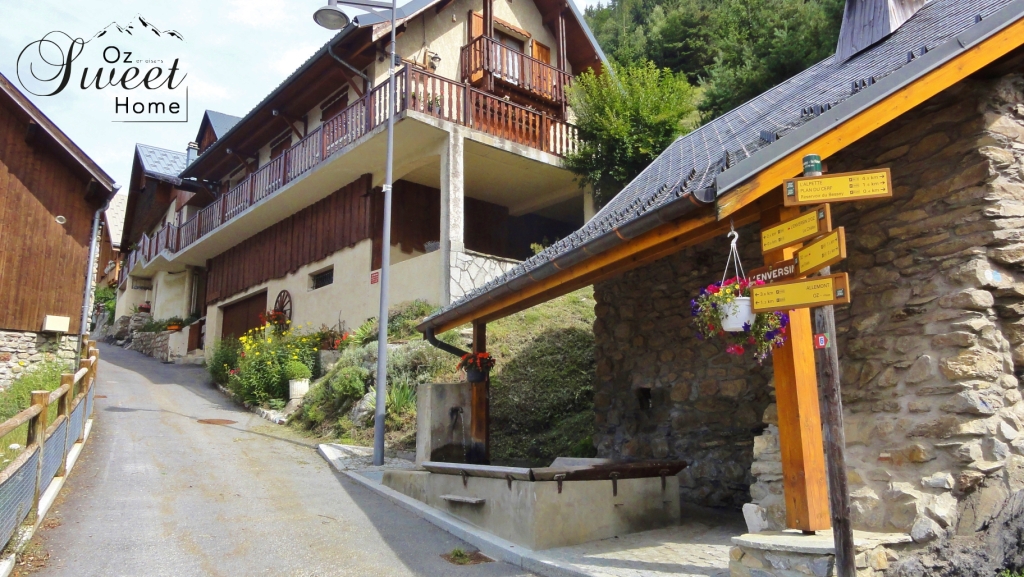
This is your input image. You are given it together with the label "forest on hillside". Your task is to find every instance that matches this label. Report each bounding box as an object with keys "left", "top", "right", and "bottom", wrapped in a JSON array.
[{"left": 583, "top": 0, "right": 847, "bottom": 118}]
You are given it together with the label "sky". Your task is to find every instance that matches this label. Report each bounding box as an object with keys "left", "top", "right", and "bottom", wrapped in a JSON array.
[{"left": 0, "top": 0, "right": 602, "bottom": 195}]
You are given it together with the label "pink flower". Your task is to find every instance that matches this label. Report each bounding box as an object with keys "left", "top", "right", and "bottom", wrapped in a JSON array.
[{"left": 707, "top": 285, "right": 720, "bottom": 294}]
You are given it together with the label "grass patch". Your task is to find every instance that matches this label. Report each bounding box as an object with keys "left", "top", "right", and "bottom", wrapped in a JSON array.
[
  {"left": 487, "top": 287, "right": 596, "bottom": 466},
  {"left": 0, "top": 362, "right": 66, "bottom": 465}
]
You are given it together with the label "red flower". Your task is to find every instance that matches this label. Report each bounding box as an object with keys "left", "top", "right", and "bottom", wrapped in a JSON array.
[{"left": 707, "top": 285, "right": 720, "bottom": 294}]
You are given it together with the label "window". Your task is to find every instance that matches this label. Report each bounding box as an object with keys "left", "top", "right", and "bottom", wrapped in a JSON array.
[
  {"left": 321, "top": 90, "right": 350, "bottom": 124},
  {"left": 636, "top": 388, "right": 652, "bottom": 411},
  {"left": 310, "top": 267, "right": 334, "bottom": 290}
]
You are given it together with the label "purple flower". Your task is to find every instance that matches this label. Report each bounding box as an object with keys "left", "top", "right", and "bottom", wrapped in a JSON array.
[
  {"left": 695, "top": 332, "right": 704, "bottom": 340},
  {"left": 742, "top": 321, "right": 751, "bottom": 332}
]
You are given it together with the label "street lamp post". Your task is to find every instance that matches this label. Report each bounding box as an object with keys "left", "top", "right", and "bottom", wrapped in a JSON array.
[{"left": 315, "top": 0, "right": 400, "bottom": 466}]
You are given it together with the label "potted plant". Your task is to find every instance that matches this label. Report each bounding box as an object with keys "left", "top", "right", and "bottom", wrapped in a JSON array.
[
  {"left": 284, "top": 360, "right": 312, "bottom": 406},
  {"left": 166, "top": 316, "right": 185, "bottom": 331},
  {"left": 259, "top": 309, "right": 289, "bottom": 333},
  {"left": 457, "top": 352, "right": 496, "bottom": 383},
  {"left": 138, "top": 301, "right": 151, "bottom": 313},
  {"left": 691, "top": 276, "right": 790, "bottom": 364}
]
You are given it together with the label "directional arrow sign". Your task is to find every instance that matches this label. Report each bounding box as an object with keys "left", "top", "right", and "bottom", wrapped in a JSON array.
[
  {"left": 783, "top": 168, "right": 892, "bottom": 206},
  {"left": 795, "top": 227, "right": 846, "bottom": 276},
  {"left": 761, "top": 204, "right": 832, "bottom": 254},
  {"left": 750, "top": 273, "right": 851, "bottom": 313}
]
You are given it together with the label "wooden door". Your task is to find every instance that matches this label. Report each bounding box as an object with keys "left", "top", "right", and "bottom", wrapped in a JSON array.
[
  {"left": 221, "top": 291, "right": 267, "bottom": 340},
  {"left": 532, "top": 41, "right": 550, "bottom": 64}
]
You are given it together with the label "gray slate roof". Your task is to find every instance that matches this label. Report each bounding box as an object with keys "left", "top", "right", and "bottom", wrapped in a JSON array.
[
  {"left": 103, "top": 192, "right": 128, "bottom": 248},
  {"left": 422, "top": 0, "right": 1023, "bottom": 328},
  {"left": 136, "top": 144, "right": 187, "bottom": 182},
  {"left": 205, "top": 110, "right": 241, "bottom": 138}
]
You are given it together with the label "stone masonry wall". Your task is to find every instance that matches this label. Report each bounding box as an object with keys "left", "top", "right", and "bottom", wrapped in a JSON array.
[
  {"left": 449, "top": 250, "right": 520, "bottom": 302},
  {"left": 594, "top": 72, "right": 1024, "bottom": 558},
  {"left": 593, "top": 231, "right": 775, "bottom": 508},
  {"left": 0, "top": 331, "right": 80, "bottom": 390}
]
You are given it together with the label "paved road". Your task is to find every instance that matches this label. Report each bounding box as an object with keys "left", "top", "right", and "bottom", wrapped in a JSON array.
[{"left": 32, "top": 344, "right": 532, "bottom": 577}]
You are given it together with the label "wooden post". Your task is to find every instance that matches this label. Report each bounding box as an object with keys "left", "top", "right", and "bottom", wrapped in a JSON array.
[
  {"left": 761, "top": 206, "right": 831, "bottom": 532},
  {"left": 813, "top": 271, "right": 856, "bottom": 576},
  {"left": 56, "top": 374, "right": 73, "bottom": 477},
  {"left": 468, "top": 321, "right": 490, "bottom": 464},
  {"left": 29, "top": 390, "right": 49, "bottom": 518},
  {"left": 77, "top": 356, "right": 90, "bottom": 442}
]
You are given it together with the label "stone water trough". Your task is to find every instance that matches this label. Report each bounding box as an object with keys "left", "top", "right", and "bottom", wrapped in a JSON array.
[{"left": 383, "top": 458, "right": 687, "bottom": 550}]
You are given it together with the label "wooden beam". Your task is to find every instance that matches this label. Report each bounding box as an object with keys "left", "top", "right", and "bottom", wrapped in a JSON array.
[
  {"left": 469, "top": 321, "right": 490, "bottom": 465},
  {"left": 272, "top": 110, "right": 304, "bottom": 140},
  {"left": 717, "top": 16, "right": 1024, "bottom": 220},
  {"left": 762, "top": 205, "right": 831, "bottom": 532}
]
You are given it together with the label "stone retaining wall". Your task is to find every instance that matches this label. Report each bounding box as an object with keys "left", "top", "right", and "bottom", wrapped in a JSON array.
[
  {"left": 0, "top": 331, "right": 79, "bottom": 390},
  {"left": 449, "top": 250, "right": 520, "bottom": 302},
  {"left": 128, "top": 330, "right": 171, "bottom": 361},
  {"left": 594, "top": 72, "right": 1024, "bottom": 560}
]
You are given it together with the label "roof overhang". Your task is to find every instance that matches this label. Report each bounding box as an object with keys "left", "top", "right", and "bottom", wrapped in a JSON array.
[
  {"left": 0, "top": 73, "right": 116, "bottom": 201},
  {"left": 417, "top": 0, "right": 1024, "bottom": 335}
]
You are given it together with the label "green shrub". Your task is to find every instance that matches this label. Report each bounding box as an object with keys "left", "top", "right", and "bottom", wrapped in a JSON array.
[
  {"left": 329, "top": 366, "right": 367, "bottom": 401},
  {"left": 1000, "top": 570, "right": 1024, "bottom": 577},
  {"left": 140, "top": 319, "right": 169, "bottom": 332},
  {"left": 94, "top": 286, "right": 117, "bottom": 323},
  {"left": 284, "top": 361, "right": 311, "bottom": 381},
  {"left": 208, "top": 339, "right": 240, "bottom": 385},
  {"left": 388, "top": 300, "right": 435, "bottom": 341},
  {"left": 230, "top": 327, "right": 318, "bottom": 404}
]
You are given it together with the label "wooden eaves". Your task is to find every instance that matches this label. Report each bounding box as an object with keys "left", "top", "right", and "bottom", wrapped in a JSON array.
[{"left": 419, "top": 5, "right": 1024, "bottom": 336}]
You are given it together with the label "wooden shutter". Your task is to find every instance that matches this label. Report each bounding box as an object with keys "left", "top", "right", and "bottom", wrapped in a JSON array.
[
  {"left": 532, "top": 40, "right": 551, "bottom": 64},
  {"left": 469, "top": 11, "right": 483, "bottom": 41}
]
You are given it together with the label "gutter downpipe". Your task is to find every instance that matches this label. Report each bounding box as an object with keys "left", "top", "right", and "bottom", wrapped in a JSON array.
[
  {"left": 80, "top": 184, "right": 120, "bottom": 351},
  {"left": 425, "top": 327, "right": 469, "bottom": 358}
]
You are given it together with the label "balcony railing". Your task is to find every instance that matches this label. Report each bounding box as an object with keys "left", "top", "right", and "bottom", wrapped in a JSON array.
[
  {"left": 459, "top": 36, "right": 571, "bottom": 106},
  {"left": 118, "top": 67, "right": 577, "bottom": 286}
]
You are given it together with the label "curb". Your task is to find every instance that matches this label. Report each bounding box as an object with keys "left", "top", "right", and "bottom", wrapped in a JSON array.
[
  {"left": 0, "top": 419, "right": 95, "bottom": 577},
  {"left": 333, "top": 464, "right": 592, "bottom": 577},
  {"left": 215, "top": 384, "right": 288, "bottom": 424}
]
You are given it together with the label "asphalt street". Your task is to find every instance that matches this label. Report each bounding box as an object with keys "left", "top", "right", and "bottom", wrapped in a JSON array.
[{"left": 30, "top": 344, "right": 532, "bottom": 577}]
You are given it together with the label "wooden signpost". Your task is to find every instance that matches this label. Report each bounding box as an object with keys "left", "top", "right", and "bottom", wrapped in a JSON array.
[
  {"left": 795, "top": 228, "right": 847, "bottom": 277},
  {"left": 749, "top": 158, "right": 883, "bottom": 577},
  {"left": 761, "top": 204, "right": 832, "bottom": 253},
  {"left": 750, "top": 273, "right": 850, "bottom": 313},
  {"left": 783, "top": 168, "right": 892, "bottom": 206}
]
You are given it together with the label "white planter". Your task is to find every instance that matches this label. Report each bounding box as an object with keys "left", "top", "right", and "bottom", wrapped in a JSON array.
[
  {"left": 289, "top": 378, "right": 310, "bottom": 401},
  {"left": 721, "top": 297, "right": 756, "bottom": 332}
]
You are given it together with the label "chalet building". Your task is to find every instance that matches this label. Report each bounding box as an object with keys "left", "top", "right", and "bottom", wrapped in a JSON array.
[
  {"left": 416, "top": 0, "right": 1024, "bottom": 574},
  {"left": 0, "top": 73, "right": 117, "bottom": 387},
  {"left": 95, "top": 193, "right": 128, "bottom": 290},
  {"left": 115, "top": 0, "right": 605, "bottom": 353}
]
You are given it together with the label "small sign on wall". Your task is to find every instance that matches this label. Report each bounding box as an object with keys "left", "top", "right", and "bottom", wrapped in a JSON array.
[{"left": 370, "top": 270, "right": 380, "bottom": 285}]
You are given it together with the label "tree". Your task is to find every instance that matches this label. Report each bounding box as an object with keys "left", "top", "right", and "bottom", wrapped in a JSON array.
[
  {"left": 584, "top": 0, "right": 845, "bottom": 120},
  {"left": 564, "top": 61, "right": 698, "bottom": 208}
]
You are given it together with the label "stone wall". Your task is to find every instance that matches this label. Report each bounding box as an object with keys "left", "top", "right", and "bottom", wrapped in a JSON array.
[
  {"left": 0, "top": 331, "right": 80, "bottom": 389},
  {"left": 594, "top": 72, "right": 1024, "bottom": 558},
  {"left": 593, "top": 231, "right": 774, "bottom": 508},
  {"left": 449, "top": 250, "right": 520, "bottom": 302},
  {"left": 128, "top": 330, "right": 170, "bottom": 361}
]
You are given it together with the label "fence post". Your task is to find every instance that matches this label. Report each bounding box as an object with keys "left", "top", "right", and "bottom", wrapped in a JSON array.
[
  {"left": 56, "top": 374, "right": 73, "bottom": 477},
  {"left": 76, "top": 356, "right": 90, "bottom": 443},
  {"left": 88, "top": 344, "right": 98, "bottom": 418},
  {"left": 28, "top": 391, "right": 49, "bottom": 519}
]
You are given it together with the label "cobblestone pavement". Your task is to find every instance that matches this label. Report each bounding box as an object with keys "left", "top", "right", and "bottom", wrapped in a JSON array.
[{"left": 540, "top": 506, "right": 745, "bottom": 577}]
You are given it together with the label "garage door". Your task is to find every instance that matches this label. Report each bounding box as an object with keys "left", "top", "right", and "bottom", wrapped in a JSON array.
[{"left": 221, "top": 291, "right": 267, "bottom": 340}]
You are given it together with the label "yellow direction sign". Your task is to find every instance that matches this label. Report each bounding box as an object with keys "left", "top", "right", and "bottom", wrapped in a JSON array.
[
  {"left": 748, "top": 259, "right": 797, "bottom": 285},
  {"left": 783, "top": 168, "right": 892, "bottom": 206},
  {"left": 795, "top": 227, "right": 846, "bottom": 276},
  {"left": 750, "top": 273, "right": 851, "bottom": 313},
  {"left": 761, "top": 204, "right": 832, "bottom": 254}
]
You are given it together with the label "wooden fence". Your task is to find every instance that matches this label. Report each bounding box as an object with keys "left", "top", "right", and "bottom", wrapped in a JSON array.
[{"left": 0, "top": 339, "right": 99, "bottom": 552}]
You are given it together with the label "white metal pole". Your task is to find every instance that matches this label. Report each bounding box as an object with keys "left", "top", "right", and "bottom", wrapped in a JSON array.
[{"left": 372, "top": 0, "right": 398, "bottom": 466}]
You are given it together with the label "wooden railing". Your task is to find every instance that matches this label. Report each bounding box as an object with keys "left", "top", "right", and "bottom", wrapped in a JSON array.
[
  {"left": 0, "top": 340, "right": 99, "bottom": 552},
  {"left": 459, "top": 36, "right": 571, "bottom": 105},
  {"left": 118, "top": 66, "right": 578, "bottom": 281}
]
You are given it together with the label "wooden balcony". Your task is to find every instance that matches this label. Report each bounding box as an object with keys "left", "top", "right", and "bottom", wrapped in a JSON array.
[
  {"left": 459, "top": 36, "right": 571, "bottom": 109},
  {"left": 118, "top": 67, "right": 577, "bottom": 287}
]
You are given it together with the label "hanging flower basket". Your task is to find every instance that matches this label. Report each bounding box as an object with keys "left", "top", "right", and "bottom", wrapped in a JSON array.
[
  {"left": 458, "top": 352, "right": 496, "bottom": 383},
  {"left": 690, "top": 230, "right": 789, "bottom": 364},
  {"left": 720, "top": 296, "right": 755, "bottom": 332}
]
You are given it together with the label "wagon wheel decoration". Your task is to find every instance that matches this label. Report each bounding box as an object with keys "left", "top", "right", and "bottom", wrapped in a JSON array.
[{"left": 273, "top": 290, "right": 293, "bottom": 322}]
